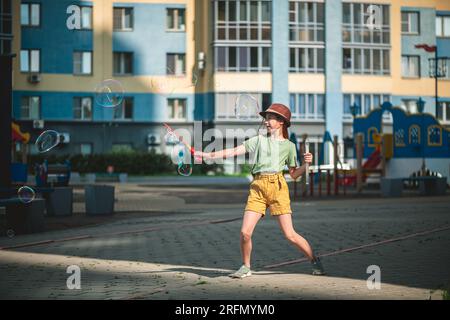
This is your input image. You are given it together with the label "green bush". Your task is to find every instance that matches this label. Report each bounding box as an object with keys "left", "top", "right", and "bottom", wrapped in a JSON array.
[
  {"left": 240, "top": 164, "right": 253, "bottom": 175},
  {"left": 27, "top": 151, "right": 225, "bottom": 176},
  {"left": 28, "top": 152, "right": 175, "bottom": 175}
]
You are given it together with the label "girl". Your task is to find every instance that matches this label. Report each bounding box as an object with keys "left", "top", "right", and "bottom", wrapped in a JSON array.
[{"left": 195, "top": 103, "right": 325, "bottom": 278}]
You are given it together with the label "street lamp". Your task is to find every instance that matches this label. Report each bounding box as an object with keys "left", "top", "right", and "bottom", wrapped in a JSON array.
[
  {"left": 414, "top": 44, "right": 447, "bottom": 117},
  {"left": 417, "top": 97, "right": 425, "bottom": 113},
  {"left": 417, "top": 97, "right": 426, "bottom": 176},
  {"left": 350, "top": 102, "right": 360, "bottom": 118}
]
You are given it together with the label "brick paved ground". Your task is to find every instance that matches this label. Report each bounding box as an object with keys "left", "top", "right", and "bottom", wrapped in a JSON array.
[{"left": 0, "top": 182, "right": 449, "bottom": 300}]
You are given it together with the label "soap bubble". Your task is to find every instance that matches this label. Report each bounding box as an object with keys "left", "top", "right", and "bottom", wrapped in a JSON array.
[
  {"left": 18, "top": 186, "right": 35, "bottom": 203},
  {"left": 235, "top": 94, "right": 259, "bottom": 120},
  {"left": 178, "top": 164, "right": 193, "bottom": 177},
  {"left": 35, "top": 130, "right": 60, "bottom": 153},
  {"left": 95, "top": 79, "right": 124, "bottom": 108}
]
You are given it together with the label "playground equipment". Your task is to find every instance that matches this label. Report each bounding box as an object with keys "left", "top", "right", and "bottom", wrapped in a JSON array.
[
  {"left": 341, "top": 132, "right": 386, "bottom": 192},
  {"left": 11, "top": 122, "right": 30, "bottom": 184},
  {"left": 353, "top": 101, "right": 449, "bottom": 189},
  {"left": 293, "top": 134, "right": 352, "bottom": 199},
  {"left": 35, "top": 159, "right": 71, "bottom": 187},
  {"left": 291, "top": 100, "right": 449, "bottom": 198}
]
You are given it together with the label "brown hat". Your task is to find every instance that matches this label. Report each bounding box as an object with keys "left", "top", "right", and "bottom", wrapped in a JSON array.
[{"left": 259, "top": 103, "right": 291, "bottom": 127}]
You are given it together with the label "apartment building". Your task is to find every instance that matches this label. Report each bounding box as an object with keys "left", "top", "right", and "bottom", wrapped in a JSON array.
[{"left": 11, "top": 0, "right": 450, "bottom": 167}]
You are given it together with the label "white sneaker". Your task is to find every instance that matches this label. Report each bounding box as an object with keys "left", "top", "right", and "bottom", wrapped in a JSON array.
[{"left": 229, "top": 265, "right": 252, "bottom": 279}]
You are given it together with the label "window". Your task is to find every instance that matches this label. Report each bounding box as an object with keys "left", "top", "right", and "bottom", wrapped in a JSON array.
[
  {"left": 80, "top": 6, "right": 93, "bottom": 29},
  {"left": 20, "top": 96, "right": 40, "bottom": 119},
  {"left": 0, "top": 39, "right": 11, "bottom": 55},
  {"left": 289, "top": 1, "right": 324, "bottom": 42},
  {"left": 437, "top": 101, "right": 450, "bottom": 122},
  {"left": 401, "top": 12, "right": 419, "bottom": 34},
  {"left": 167, "top": 8, "right": 185, "bottom": 31},
  {"left": 73, "top": 51, "right": 92, "bottom": 75},
  {"left": 343, "top": 93, "right": 390, "bottom": 118},
  {"left": 80, "top": 143, "right": 93, "bottom": 155},
  {"left": 20, "top": 3, "right": 40, "bottom": 26},
  {"left": 395, "top": 129, "right": 405, "bottom": 146},
  {"left": 113, "top": 52, "right": 133, "bottom": 75},
  {"left": 344, "top": 138, "right": 354, "bottom": 160},
  {"left": 113, "top": 7, "right": 133, "bottom": 31},
  {"left": 342, "top": 3, "right": 390, "bottom": 44},
  {"left": 167, "top": 54, "right": 186, "bottom": 75},
  {"left": 290, "top": 93, "right": 325, "bottom": 120},
  {"left": 401, "top": 55, "right": 420, "bottom": 78},
  {"left": 290, "top": 47, "right": 324, "bottom": 73},
  {"left": 167, "top": 98, "right": 187, "bottom": 120},
  {"left": 432, "top": 58, "right": 450, "bottom": 79},
  {"left": 289, "top": 2, "right": 324, "bottom": 74},
  {"left": 343, "top": 94, "right": 352, "bottom": 115},
  {"left": 73, "top": 97, "right": 92, "bottom": 120},
  {"left": 215, "top": 93, "right": 269, "bottom": 119},
  {"left": 343, "top": 48, "right": 389, "bottom": 75},
  {"left": 1, "top": 0, "right": 12, "bottom": 54},
  {"left": 428, "top": 126, "right": 441, "bottom": 146},
  {"left": 20, "top": 49, "right": 40, "bottom": 72},
  {"left": 409, "top": 125, "right": 420, "bottom": 145},
  {"left": 214, "top": 0, "right": 271, "bottom": 41},
  {"left": 216, "top": 46, "right": 271, "bottom": 72},
  {"left": 1, "top": 0, "right": 12, "bottom": 15},
  {"left": 114, "top": 98, "right": 133, "bottom": 120},
  {"left": 436, "top": 16, "right": 450, "bottom": 37},
  {"left": 342, "top": 3, "right": 390, "bottom": 75},
  {"left": 214, "top": 1, "right": 272, "bottom": 72}
]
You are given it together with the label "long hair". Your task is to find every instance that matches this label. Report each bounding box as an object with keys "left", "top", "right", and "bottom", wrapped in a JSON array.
[{"left": 282, "top": 125, "right": 289, "bottom": 139}]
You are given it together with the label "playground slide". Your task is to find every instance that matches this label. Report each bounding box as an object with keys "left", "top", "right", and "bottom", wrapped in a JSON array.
[
  {"left": 341, "top": 150, "right": 381, "bottom": 186},
  {"left": 362, "top": 149, "right": 381, "bottom": 170}
]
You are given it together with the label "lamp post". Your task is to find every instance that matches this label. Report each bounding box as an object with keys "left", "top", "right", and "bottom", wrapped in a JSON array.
[
  {"left": 417, "top": 97, "right": 426, "bottom": 176},
  {"left": 350, "top": 102, "right": 360, "bottom": 118},
  {"left": 414, "top": 44, "right": 447, "bottom": 117}
]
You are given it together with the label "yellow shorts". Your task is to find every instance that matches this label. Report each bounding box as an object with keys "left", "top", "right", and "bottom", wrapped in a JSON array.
[{"left": 244, "top": 172, "right": 292, "bottom": 216}]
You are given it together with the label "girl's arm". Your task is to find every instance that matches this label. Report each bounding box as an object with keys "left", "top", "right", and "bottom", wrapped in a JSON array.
[
  {"left": 195, "top": 145, "right": 247, "bottom": 160},
  {"left": 288, "top": 152, "right": 313, "bottom": 180}
]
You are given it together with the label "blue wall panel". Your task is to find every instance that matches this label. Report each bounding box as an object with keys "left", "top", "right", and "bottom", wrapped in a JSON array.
[
  {"left": 21, "top": 0, "right": 93, "bottom": 74},
  {"left": 401, "top": 7, "right": 436, "bottom": 78},
  {"left": 113, "top": 3, "right": 186, "bottom": 76},
  {"left": 13, "top": 90, "right": 202, "bottom": 122}
]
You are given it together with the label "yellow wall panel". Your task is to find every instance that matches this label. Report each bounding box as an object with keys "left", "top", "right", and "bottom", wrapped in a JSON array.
[
  {"left": 289, "top": 74, "right": 325, "bottom": 93},
  {"left": 214, "top": 73, "right": 272, "bottom": 92},
  {"left": 342, "top": 75, "right": 393, "bottom": 93}
]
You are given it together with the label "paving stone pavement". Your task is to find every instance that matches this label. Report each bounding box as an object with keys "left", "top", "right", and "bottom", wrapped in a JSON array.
[{"left": 0, "top": 183, "right": 449, "bottom": 300}]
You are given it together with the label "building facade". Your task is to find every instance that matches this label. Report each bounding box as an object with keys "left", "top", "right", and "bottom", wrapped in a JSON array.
[{"left": 11, "top": 0, "right": 450, "bottom": 169}]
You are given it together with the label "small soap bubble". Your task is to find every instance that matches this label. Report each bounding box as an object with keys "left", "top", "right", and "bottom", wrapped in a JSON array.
[
  {"left": 17, "top": 186, "right": 35, "bottom": 203},
  {"left": 95, "top": 79, "right": 124, "bottom": 108},
  {"left": 35, "top": 130, "right": 60, "bottom": 153},
  {"left": 235, "top": 94, "right": 259, "bottom": 120},
  {"left": 6, "top": 229, "right": 15, "bottom": 238},
  {"left": 178, "top": 164, "right": 193, "bottom": 177}
]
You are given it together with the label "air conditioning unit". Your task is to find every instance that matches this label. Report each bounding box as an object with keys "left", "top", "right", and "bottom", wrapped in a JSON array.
[
  {"left": 147, "top": 134, "right": 161, "bottom": 145},
  {"left": 28, "top": 74, "right": 41, "bottom": 84},
  {"left": 33, "top": 119, "right": 44, "bottom": 129},
  {"left": 59, "top": 132, "right": 70, "bottom": 144},
  {"left": 198, "top": 52, "right": 206, "bottom": 70}
]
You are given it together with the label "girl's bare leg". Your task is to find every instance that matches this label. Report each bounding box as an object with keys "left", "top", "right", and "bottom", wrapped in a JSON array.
[
  {"left": 240, "top": 211, "right": 263, "bottom": 267},
  {"left": 276, "top": 214, "right": 315, "bottom": 261}
]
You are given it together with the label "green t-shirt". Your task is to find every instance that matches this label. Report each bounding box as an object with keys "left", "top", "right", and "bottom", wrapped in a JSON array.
[{"left": 243, "top": 135, "right": 298, "bottom": 174}]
